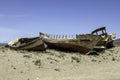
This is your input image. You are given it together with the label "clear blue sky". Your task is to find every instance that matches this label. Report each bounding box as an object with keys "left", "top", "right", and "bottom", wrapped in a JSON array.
[{"left": 0, "top": 0, "right": 120, "bottom": 42}]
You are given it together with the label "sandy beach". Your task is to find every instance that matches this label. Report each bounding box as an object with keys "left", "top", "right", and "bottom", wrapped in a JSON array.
[{"left": 0, "top": 46, "right": 120, "bottom": 80}]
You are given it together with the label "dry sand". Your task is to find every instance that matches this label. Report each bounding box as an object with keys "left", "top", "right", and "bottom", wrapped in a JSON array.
[{"left": 0, "top": 46, "right": 120, "bottom": 80}]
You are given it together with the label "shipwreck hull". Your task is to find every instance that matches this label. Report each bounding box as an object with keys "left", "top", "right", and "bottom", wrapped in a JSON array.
[
  {"left": 76, "top": 34, "right": 101, "bottom": 49},
  {"left": 44, "top": 39, "right": 91, "bottom": 54},
  {"left": 8, "top": 37, "right": 47, "bottom": 51},
  {"left": 40, "top": 27, "right": 115, "bottom": 54}
]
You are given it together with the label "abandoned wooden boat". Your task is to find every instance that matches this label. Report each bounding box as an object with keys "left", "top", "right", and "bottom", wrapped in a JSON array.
[
  {"left": 7, "top": 37, "right": 47, "bottom": 51},
  {"left": 40, "top": 27, "right": 116, "bottom": 54},
  {"left": 43, "top": 38, "right": 91, "bottom": 54},
  {"left": 40, "top": 33, "right": 98, "bottom": 54}
]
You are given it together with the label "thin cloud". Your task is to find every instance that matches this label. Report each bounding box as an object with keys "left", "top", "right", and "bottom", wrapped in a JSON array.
[
  {"left": 0, "top": 14, "right": 6, "bottom": 17},
  {"left": 0, "top": 27, "right": 38, "bottom": 36},
  {"left": 0, "top": 27, "right": 21, "bottom": 33},
  {"left": 0, "top": 27, "right": 32, "bottom": 37},
  {"left": 0, "top": 27, "right": 22, "bottom": 42},
  {"left": 0, "top": 27, "right": 32, "bottom": 42},
  {"left": 0, "top": 14, "right": 28, "bottom": 17},
  {"left": 11, "top": 14, "right": 28, "bottom": 17}
]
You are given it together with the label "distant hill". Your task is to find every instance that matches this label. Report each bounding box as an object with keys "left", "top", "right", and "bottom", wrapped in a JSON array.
[
  {"left": 0, "top": 43, "right": 7, "bottom": 47},
  {"left": 113, "top": 39, "right": 120, "bottom": 46}
]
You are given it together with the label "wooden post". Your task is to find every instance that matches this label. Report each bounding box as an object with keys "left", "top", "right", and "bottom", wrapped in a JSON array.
[
  {"left": 51, "top": 34, "right": 52, "bottom": 39},
  {"left": 65, "top": 35, "right": 67, "bottom": 39},
  {"left": 62, "top": 35, "right": 64, "bottom": 39},
  {"left": 56, "top": 35, "right": 58, "bottom": 39},
  {"left": 72, "top": 35, "right": 73, "bottom": 39},
  {"left": 59, "top": 35, "right": 61, "bottom": 39},
  {"left": 68, "top": 35, "right": 70, "bottom": 39},
  {"left": 53, "top": 34, "right": 55, "bottom": 39}
]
